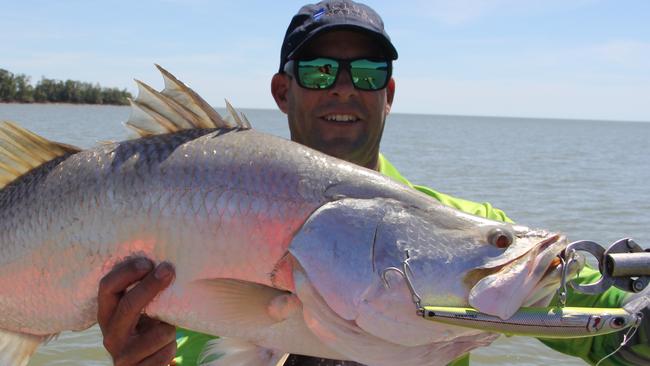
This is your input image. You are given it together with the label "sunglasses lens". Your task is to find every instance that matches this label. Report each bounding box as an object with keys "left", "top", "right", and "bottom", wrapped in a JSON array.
[
  {"left": 297, "top": 58, "right": 339, "bottom": 89},
  {"left": 350, "top": 59, "right": 389, "bottom": 90},
  {"left": 295, "top": 58, "right": 390, "bottom": 90}
]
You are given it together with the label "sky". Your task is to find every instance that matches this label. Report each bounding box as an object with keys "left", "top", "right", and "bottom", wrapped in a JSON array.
[{"left": 2, "top": 0, "right": 649, "bottom": 122}]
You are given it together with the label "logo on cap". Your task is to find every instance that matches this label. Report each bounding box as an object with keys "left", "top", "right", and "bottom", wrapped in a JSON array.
[{"left": 313, "top": 8, "right": 326, "bottom": 20}]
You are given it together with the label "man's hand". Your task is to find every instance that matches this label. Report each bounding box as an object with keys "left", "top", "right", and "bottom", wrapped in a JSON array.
[{"left": 98, "top": 258, "right": 177, "bottom": 366}]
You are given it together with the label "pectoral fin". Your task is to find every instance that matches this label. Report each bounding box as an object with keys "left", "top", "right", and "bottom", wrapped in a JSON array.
[
  {"left": 0, "top": 329, "right": 50, "bottom": 366},
  {"left": 179, "top": 278, "right": 292, "bottom": 332}
]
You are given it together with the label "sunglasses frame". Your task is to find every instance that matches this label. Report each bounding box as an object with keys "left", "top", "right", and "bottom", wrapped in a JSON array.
[{"left": 284, "top": 56, "right": 392, "bottom": 91}]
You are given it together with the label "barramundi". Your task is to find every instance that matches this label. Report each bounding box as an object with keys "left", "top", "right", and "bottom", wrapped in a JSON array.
[{"left": 0, "top": 66, "right": 577, "bottom": 366}]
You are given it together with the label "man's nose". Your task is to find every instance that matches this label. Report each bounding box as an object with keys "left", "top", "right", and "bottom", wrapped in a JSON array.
[{"left": 328, "top": 68, "right": 357, "bottom": 99}]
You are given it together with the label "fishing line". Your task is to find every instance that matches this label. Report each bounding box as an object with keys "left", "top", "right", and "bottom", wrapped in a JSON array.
[{"left": 595, "top": 312, "right": 643, "bottom": 366}]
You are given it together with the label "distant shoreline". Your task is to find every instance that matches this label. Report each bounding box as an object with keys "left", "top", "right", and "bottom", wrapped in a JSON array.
[{"left": 1, "top": 68, "right": 133, "bottom": 105}]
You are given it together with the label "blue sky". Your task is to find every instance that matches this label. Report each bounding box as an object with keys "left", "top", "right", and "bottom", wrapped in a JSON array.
[{"left": 2, "top": 0, "right": 649, "bottom": 121}]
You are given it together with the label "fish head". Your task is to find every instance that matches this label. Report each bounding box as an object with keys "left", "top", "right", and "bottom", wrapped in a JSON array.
[
  {"left": 369, "top": 199, "right": 578, "bottom": 320},
  {"left": 290, "top": 197, "right": 580, "bottom": 345}
]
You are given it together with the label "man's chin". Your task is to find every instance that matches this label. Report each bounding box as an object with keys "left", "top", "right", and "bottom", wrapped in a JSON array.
[{"left": 324, "top": 147, "right": 374, "bottom": 169}]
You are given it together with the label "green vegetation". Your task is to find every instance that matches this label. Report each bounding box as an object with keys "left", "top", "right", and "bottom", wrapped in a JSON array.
[{"left": 0, "top": 68, "right": 132, "bottom": 105}]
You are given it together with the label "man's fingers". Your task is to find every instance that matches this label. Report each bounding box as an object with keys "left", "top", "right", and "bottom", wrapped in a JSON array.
[
  {"left": 119, "top": 322, "right": 177, "bottom": 365},
  {"left": 136, "top": 314, "right": 161, "bottom": 333},
  {"left": 98, "top": 257, "right": 154, "bottom": 329},
  {"left": 136, "top": 339, "right": 177, "bottom": 366},
  {"left": 97, "top": 259, "right": 176, "bottom": 362},
  {"left": 108, "top": 262, "right": 175, "bottom": 336}
]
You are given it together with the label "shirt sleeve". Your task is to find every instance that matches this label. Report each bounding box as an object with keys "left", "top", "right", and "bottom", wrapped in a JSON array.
[{"left": 413, "top": 184, "right": 513, "bottom": 223}]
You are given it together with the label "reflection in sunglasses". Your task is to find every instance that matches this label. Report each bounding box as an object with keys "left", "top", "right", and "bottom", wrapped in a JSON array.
[{"left": 285, "top": 57, "right": 391, "bottom": 91}]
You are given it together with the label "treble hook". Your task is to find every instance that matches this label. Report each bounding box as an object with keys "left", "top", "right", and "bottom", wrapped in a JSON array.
[
  {"left": 380, "top": 250, "right": 423, "bottom": 312},
  {"left": 556, "top": 249, "right": 573, "bottom": 307}
]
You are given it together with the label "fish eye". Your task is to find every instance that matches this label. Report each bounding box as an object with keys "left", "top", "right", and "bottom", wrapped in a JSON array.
[{"left": 488, "top": 228, "right": 514, "bottom": 249}]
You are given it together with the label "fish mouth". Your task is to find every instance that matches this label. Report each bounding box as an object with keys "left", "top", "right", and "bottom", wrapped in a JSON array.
[
  {"left": 523, "top": 250, "right": 585, "bottom": 307},
  {"left": 538, "top": 233, "right": 563, "bottom": 251},
  {"left": 468, "top": 233, "right": 577, "bottom": 319}
]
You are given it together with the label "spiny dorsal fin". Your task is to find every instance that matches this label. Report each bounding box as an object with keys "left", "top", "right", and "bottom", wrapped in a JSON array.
[
  {"left": 241, "top": 112, "right": 252, "bottom": 129},
  {"left": 225, "top": 99, "right": 252, "bottom": 129},
  {"left": 221, "top": 99, "right": 253, "bottom": 129},
  {"left": 0, "top": 122, "right": 81, "bottom": 189},
  {"left": 126, "top": 64, "right": 251, "bottom": 137}
]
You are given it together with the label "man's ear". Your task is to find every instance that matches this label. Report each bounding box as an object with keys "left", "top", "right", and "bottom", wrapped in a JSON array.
[
  {"left": 384, "top": 77, "right": 395, "bottom": 115},
  {"left": 271, "top": 73, "right": 290, "bottom": 114}
]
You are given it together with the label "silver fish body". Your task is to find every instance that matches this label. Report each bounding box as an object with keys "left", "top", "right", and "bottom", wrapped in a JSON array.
[{"left": 0, "top": 67, "right": 578, "bottom": 366}]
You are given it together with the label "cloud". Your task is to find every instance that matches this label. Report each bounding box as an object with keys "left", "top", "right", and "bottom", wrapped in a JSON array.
[
  {"left": 512, "top": 40, "right": 650, "bottom": 81},
  {"left": 412, "top": 0, "right": 597, "bottom": 26},
  {"left": 588, "top": 40, "right": 650, "bottom": 69}
]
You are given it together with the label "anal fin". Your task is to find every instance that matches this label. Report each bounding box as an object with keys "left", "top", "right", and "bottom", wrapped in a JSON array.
[
  {"left": 198, "top": 337, "right": 287, "bottom": 366},
  {"left": 0, "top": 329, "right": 49, "bottom": 366}
]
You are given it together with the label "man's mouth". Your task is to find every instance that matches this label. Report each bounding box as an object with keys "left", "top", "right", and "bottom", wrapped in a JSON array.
[{"left": 323, "top": 114, "right": 359, "bottom": 123}]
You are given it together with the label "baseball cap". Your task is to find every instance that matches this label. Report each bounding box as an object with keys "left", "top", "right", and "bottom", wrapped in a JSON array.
[{"left": 279, "top": 0, "right": 398, "bottom": 73}]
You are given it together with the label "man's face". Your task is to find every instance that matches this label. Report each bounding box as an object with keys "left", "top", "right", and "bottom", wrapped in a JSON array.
[{"left": 272, "top": 30, "right": 395, "bottom": 170}]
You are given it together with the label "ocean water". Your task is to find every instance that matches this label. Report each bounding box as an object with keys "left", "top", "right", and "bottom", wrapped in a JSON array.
[{"left": 1, "top": 103, "right": 649, "bottom": 366}]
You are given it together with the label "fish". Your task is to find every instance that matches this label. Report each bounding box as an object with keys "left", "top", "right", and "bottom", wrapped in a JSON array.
[{"left": 0, "top": 65, "right": 581, "bottom": 366}]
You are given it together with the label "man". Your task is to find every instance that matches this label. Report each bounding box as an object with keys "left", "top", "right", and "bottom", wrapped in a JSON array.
[{"left": 97, "top": 1, "right": 650, "bottom": 365}]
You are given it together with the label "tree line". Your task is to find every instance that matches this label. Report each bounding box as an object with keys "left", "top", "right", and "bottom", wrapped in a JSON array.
[{"left": 0, "top": 68, "right": 133, "bottom": 105}]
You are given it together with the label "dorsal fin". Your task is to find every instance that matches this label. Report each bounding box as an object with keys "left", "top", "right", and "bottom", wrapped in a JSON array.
[
  {"left": 225, "top": 99, "right": 252, "bottom": 129},
  {"left": 0, "top": 122, "right": 81, "bottom": 189},
  {"left": 126, "top": 64, "right": 251, "bottom": 137}
]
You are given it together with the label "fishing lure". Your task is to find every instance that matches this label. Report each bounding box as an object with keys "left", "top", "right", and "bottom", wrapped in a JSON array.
[{"left": 419, "top": 305, "right": 641, "bottom": 338}]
